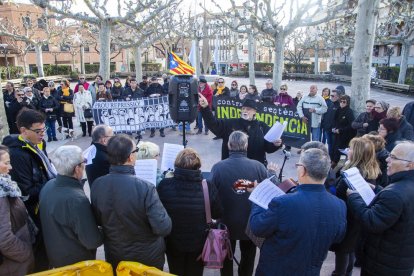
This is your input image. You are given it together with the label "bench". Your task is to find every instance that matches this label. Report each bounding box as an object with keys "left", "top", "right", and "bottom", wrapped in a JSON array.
[
  {"left": 381, "top": 81, "right": 413, "bottom": 93},
  {"left": 333, "top": 75, "right": 352, "bottom": 83}
]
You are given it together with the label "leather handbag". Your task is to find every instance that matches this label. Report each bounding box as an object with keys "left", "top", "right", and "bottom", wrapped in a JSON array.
[
  {"left": 84, "top": 108, "right": 93, "bottom": 118},
  {"left": 63, "top": 103, "right": 74, "bottom": 113}
]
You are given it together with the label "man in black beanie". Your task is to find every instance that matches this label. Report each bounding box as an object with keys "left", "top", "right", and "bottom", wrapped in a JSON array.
[{"left": 199, "top": 95, "right": 282, "bottom": 165}]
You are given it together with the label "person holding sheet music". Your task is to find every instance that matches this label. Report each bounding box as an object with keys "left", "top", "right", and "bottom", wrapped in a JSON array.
[
  {"left": 198, "top": 95, "right": 282, "bottom": 165},
  {"left": 136, "top": 141, "right": 164, "bottom": 186},
  {"left": 249, "top": 148, "right": 346, "bottom": 275},
  {"left": 347, "top": 141, "right": 414, "bottom": 276},
  {"left": 332, "top": 137, "right": 381, "bottom": 276}
]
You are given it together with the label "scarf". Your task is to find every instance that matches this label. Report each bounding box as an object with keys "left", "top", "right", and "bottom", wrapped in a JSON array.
[
  {"left": 0, "top": 174, "right": 22, "bottom": 198},
  {"left": 323, "top": 95, "right": 330, "bottom": 100},
  {"left": 372, "top": 110, "right": 387, "bottom": 121},
  {"left": 62, "top": 87, "right": 70, "bottom": 97},
  {"left": 216, "top": 86, "right": 225, "bottom": 96}
]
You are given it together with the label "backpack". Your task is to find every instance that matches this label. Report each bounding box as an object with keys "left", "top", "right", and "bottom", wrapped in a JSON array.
[{"left": 198, "top": 180, "right": 233, "bottom": 269}]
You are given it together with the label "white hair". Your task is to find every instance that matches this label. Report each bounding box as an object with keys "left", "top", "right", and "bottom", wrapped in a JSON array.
[{"left": 52, "top": 146, "right": 83, "bottom": 176}]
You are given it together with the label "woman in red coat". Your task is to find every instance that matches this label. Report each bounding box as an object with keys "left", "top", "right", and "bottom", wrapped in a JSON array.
[{"left": 197, "top": 78, "right": 213, "bottom": 135}]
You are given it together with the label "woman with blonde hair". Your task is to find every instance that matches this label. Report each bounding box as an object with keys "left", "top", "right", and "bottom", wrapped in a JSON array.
[
  {"left": 362, "top": 134, "right": 389, "bottom": 187},
  {"left": 332, "top": 137, "right": 381, "bottom": 276},
  {"left": 136, "top": 141, "right": 164, "bottom": 185}
]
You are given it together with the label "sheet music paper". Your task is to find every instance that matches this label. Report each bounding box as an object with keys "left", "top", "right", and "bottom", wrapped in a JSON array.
[
  {"left": 264, "top": 121, "right": 288, "bottom": 142},
  {"left": 343, "top": 167, "right": 376, "bottom": 206},
  {"left": 249, "top": 178, "right": 285, "bottom": 209},
  {"left": 161, "top": 143, "right": 184, "bottom": 172},
  {"left": 134, "top": 159, "right": 158, "bottom": 186}
]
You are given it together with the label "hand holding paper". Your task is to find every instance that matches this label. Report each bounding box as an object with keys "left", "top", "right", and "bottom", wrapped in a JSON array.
[{"left": 264, "top": 121, "right": 288, "bottom": 143}]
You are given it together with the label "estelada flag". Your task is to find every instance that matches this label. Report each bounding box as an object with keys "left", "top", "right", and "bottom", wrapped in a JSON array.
[{"left": 169, "top": 51, "right": 195, "bottom": 75}]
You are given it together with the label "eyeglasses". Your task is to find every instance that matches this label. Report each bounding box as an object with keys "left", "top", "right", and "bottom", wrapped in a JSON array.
[
  {"left": 131, "top": 147, "right": 139, "bottom": 154},
  {"left": 231, "top": 84, "right": 237, "bottom": 86},
  {"left": 79, "top": 78, "right": 85, "bottom": 80},
  {"left": 330, "top": 95, "right": 337, "bottom": 98},
  {"left": 388, "top": 154, "right": 412, "bottom": 163},
  {"left": 77, "top": 158, "right": 87, "bottom": 166},
  {"left": 374, "top": 106, "right": 383, "bottom": 109},
  {"left": 26, "top": 90, "right": 32, "bottom": 92},
  {"left": 28, "top": 127, "right": 47, "bottom": 134},
  {"left": 280, "top": 88, "right": 286, "bottom": 90},
  {"left": 17, "top": 94, "right": 24, "bottom": 97},
  {"left": 218, "top": 81, "right": 224, "bottom": 84},
  {"left": 340, "top": 100, "right": 347, "bottom": 103}
]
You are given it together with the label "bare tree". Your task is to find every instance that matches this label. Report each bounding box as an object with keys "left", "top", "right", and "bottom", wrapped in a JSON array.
[
  {"left": 0, "top": 10, "right": 65, "bottom": 77},
  {"left": 377, "top": 1, "right": 414, "bottom": 84},
  {"left": 284, "top": 30, "right": 309, "bottom": 66},
  {"left": 31, "top": 0, "right": 179, "bottom": 80},
  {"left": 351, "top": 0, "right": 380, "bottom": 114}
]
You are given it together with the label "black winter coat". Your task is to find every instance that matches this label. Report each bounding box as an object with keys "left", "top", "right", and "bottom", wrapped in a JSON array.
[
  {"left": 402, "top": 101, "right": 414, "bottom": 129},
  {"left": 2, "top": 135, "right": 50, "bottom": 225},
  {"left": 321, "top": 100, "right": 340, "bottom": 131},
  {"left": 210, "top": 152, "right": 268, "bottom": 240},
  {"left": 385, "top": 131, "right": 401, "bottom": 152},
  {"left": 157, "top": 168, "right": 222, "bottom": 253},
  {"left": 201, "top": 106, "right": 281, "bottom": 164},
  {"left": 111, "top": 85, "right": 124, "bottom": 100},
  {"left": 348, "top": 170, "right": 414, "bottom": 276},
  {"left": 398, "top": 116, "right": 414, "bottom": 141},
  {"left": 39, "top": 95, "right": 59, "bottom": 119},
  {"left": 85, "top": 143, "right": 110, "bottom": 188},
  {"left": 376, "top": 149, "right": 389, "bottom": 187},
  {"left": 91, "top": 165, "right": 171, "bottom": 270},
  {"left": 122, "top": 87, "right": 144, "bottom": 100},
  {"left": 3, "top": 90, "right": 15, "bottom": 132},
  {"left": 260, "top": 88, "right": 277, "bottom": 103},
  {"left": 145, "top": 83, "right": 165, "bottom": 97},
  {"left": 8, "top": 99, "right": 36, "bottom": 134},
  {"left": 352, "top": 112, "right": 379, "bottom": 137},
  {"left": 332, "top": 106, "right": 356, "bottom": 159},
  {"left": 162, "top": 81, "right": 169, "bottom": 94}
]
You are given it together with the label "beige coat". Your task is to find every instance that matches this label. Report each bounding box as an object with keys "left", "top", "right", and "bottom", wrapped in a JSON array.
[{"left": 0, "top": 197, "right": 34, "bottom": 276}]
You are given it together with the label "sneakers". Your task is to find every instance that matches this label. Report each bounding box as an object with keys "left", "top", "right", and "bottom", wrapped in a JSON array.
[
  {"left": 47, "top": 137, "right": 52, "bottom": 142},
  {"left": 57, "top": 126, "right": 62, "bottom": 133},
  {"left": 213, "top": 136, "right": 220, "bottom": 140},
  {"left": 68, "top": 129, "right": 74, "bottom": 138},
  {"left": 205, "top": 130, "right": 209, "bottom": 135},
  {"left": 160, "top": 132, "right": 165, "bottom": 137},
  {"left": 150, "top": 132, "right": 155, "bottom": 138},
  {"left": 196, "top": 130, "right": 202, "bottom": 135},
  {"left": 53, "top": 137, "right": 58, "bottom": 141}
]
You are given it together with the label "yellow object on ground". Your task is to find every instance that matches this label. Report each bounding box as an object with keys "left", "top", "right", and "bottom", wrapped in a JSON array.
[
  {"left": 28, "top": 260, "right": 113, "bottom": 276},
  {"left": 116, "top": 261, "right": 176, "bottom": 276}
]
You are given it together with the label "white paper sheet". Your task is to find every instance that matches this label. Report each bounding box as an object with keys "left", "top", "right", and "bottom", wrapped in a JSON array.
[
  {"left": 160, "top": 143, "right": 184, "bottom": 172},
  {"left": 83, "top": 145, "right": 97, "bottom": 165},
  {"left": 248, "top": 178, "right": 285, "bottom": 209},
  {"left": 264, "top": 121, "right": 288, "bottom": 142},
  {"left": 135, "top": 159, "right": 158, "bottom": 186},
  {"left": 343, "top": 167, "right": 376, "bottom": 206}
]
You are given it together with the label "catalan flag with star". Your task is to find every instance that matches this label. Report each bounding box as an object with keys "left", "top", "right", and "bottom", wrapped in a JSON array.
[{"left": 169, "top": 51, "right": 195, "bottom": 75}]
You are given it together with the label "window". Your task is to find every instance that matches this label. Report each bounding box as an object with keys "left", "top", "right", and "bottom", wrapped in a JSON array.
[
  {"left": 42, "top": 44, "right": 49, "bottom": 52},
  {"left": 37, "top": 18, "right": 46, "bottom": 29},
  {"left": 22, "top": 16, "right": 31, "bottom": 28},
  {"left": 83, "top": 45, "right": 90, "bottom": 52},
  {"left": 60, "top": 44, "right": 70, "bottom": 52}
]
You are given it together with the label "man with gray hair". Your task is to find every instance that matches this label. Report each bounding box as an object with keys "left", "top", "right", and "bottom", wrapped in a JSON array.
[
  {"left": 250, "top": 148, "right": 347, "bottom": 275},
  {"left": 85, "top": 124, "right": 113, "bottom": 187},
  {"left": 260, "top": 79, "right": 278, "bottom": 103},
  {"left": 39, "top": 145, "right": 103, "bottom": 267},
  {"left": 210, "top": 130, "right": 268, "bottom": 276},
  {"left": 348, "top": 141, "right": 414, "bottom": 276}
]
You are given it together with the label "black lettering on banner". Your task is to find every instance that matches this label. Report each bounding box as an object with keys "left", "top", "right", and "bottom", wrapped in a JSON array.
[
  {"left": 92, "top": 96, "right": 174, "bottom": 133},
  {"left": 213, "top": 96, "right": 311, "bottom": 148}
]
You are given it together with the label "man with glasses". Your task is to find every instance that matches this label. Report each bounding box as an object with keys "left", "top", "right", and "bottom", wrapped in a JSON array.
[
  {"left": 347, "top": 141, "right": 414, "bottom": 276},
  {"left": 320, "top": 89, "right": 341, "bottom": 160},
  {"left": 8, "top": 89, "right": 36, "bottom": 134},
  {"left": 260, "top": 79, "right": 278, "bottom": 104},
  {"left": 39, "top": 145, "right": 102, "bottom": 268},
  {"left": 85, "top": 124, "right": 114, "bottom": 187},
  {"left": 249, "top": 148, "right": 346, "bottom": 275},
  {"left": 26, "top": 78, "right": 41, "bottom": 100},
  {"left": 74, "top": 75, "right": 90, "bottom": 93},
  {"left": 2, "top": 109, "right": 56, "bottom": 271}
]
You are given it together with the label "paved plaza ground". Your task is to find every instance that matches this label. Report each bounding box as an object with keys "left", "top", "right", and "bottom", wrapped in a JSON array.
[{"left": 45, "top": 78, "right": 413, "bottom": 275}]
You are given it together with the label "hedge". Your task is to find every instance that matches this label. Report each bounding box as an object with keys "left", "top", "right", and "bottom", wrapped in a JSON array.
[
  {"left": 31, "top": 65, "right": 72, "bottom": 76},
  {"left": 0, "top": 66, "right": 24, "bottom": 79},
  {"left": 330, "top": 64, "right": 352, "bottom": 76},
  {"left": 375, "top": 67, "right": 414, "bottom": 84},
  {"left": 85, "top": 63, "right": 116, "bottom": 74}
]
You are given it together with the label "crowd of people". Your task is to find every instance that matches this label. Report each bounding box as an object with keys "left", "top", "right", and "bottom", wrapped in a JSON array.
[{"left": 1, "top": 76, "right": 414, "bottom": 276}]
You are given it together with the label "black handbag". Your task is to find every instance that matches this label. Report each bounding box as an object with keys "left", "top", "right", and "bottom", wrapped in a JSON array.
[{"left": 84, "top": 108, "right": 93, "bottom": 118}]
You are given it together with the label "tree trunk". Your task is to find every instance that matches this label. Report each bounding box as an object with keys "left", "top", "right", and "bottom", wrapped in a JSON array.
[
  {"left": 135, "top": 46, "right": 143, "bottom": 81},
  {"left": 272, "top": 33, "right": 284, "bottom": 89},
  {"left": 398, "top": 42, "right": 409, "bottom": 84},
  {"left": 71, "top": 55, "right": 76, "bottom": 72},
  {"left": 201, "top": 36, "right": 211, "bottom": 74},
  {"left": 80, "top": 45, "right": 85, "bottom": 74},
  {"left": 248, "top": 32, "right": 255, "bottom": 85},
  {"left": 126, "top": 48, "right": 131, "bottom": 73},
  {"left": 34, "top": 44, "right": 44, "bottom": 77},
  {"left": 99, "top": 20, "right": 111, "bottom": 80},
  {"left": 314, "top": 45, "right": 319, "bottom": 74},
  {"left": 351, "top": 0, "right": 380, "bottom": 114},
  {"left": 164, "top": 48, "right": 169, "bottom": 72},
  {"left": 22, "top": 53, "right": 29, "bottom": 74},
  {"left": 195, "top": 39, "right": 201, "bottom": 77}
]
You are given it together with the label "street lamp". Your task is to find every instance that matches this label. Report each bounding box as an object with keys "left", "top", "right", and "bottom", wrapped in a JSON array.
[
  {"left": 342, "top": 46, "right": 349, "bottom": 64},
  {"left": 386, "top": 44, "right": 394, "bottom": 67},
  {"left": 0, "top": 44, "right": 10, "bottom": 80}
]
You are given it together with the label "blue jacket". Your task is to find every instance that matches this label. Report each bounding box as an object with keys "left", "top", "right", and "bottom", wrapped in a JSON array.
[{"left": 250, "top": 184, "right": 347, "bottom": 276}]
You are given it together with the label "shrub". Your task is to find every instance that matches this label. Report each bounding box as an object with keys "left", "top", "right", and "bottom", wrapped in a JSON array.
[
  {"left": 85, "top": 63, "right": 116, "bottom": 74},
  {"left": 31, "top": 65, "right": 72, "bottom": 76},
  {"left": 0, "top": 66, "right": 24, "bottom": 79},
  {"left": 285, "top": 63, "right": 314, "bottom": 74},
  {"left": 330, "top": 64, "right": 352, "bottom": 76}
]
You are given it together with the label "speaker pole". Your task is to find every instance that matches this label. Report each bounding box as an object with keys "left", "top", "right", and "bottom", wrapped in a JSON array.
[{"left": 182, "top": 121, "right": 188, "bottom": 148}]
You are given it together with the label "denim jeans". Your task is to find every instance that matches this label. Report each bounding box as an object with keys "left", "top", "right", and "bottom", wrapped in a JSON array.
[
  {"left": 311, "top": 127, "right": 321, "bottom": 141},
  {"left": 197, "top": 111, "right": 208, "bottom": 132},
  {"left": 323, "top": 130, "right": 333, "bottom": 156},
  {"left": 46, "top": 120, "right": 56, "bottom": 139}
]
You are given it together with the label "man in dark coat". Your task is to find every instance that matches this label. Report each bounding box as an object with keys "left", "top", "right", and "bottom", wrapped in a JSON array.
[
  {"left": 139, "top": 75, "right": 149, "bottom": 91},
  {"left": 260, "top": 79, "right": 278, "bottom": 103},
  {"left": 352, "top": 99, "right": 378, "bottom": 137},
  {"left": 8, "top": 90, "right": 36, "bottom": 134},
  {"left": 145, "top": 76, "right": 166, "bottom": 138},
  {"left": 39, "top": 145, "right": 102, "bottom": 267},
  {"left": 3, "top": 81, "right": 16, "bottom": 133},
  {"left": 402, "top": 101, "right": 414, "bottom": 128},
  {"left": 321, "top": 90, "right": 341, "bottom": 157},
  {"left": 210, "top": 131, "right": 268, "bottom": 276},
  {"left": 91, "top": 134, "right": 171, "bottom": 270},
  {"left": 199, "top": 95, "right": 282, "bottom": 165},
  {"left": 348, "top": 141, "right": 414, "bottom": 276},
  {"left": 121, "top": 78, "right": 144, "bottom": 100},
  {"left": 85, "top": 124, "right": 113, "bottom": 187},
  {"left": 250, "top": 148, "right": 347, "bottom": 275}
]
